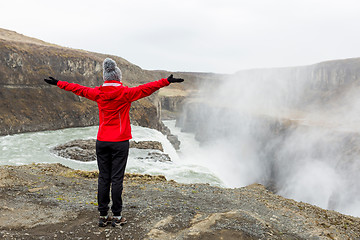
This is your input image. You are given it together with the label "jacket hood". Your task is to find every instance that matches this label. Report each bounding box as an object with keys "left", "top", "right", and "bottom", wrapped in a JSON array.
[{"left": 99, "top": 81, "right": 125, "bottom": 100}]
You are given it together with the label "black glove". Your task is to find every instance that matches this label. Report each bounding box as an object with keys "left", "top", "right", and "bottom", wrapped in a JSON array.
[
  {"left": 167, "top": 74, "right": 184, "bottom": 83},
  {"left": 44, "top": 76, "right": 59, "bottom": 86}
]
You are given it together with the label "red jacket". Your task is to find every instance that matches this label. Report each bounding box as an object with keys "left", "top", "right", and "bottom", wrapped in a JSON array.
[{"left": 57, "top": 78, "right": 170, "bottom": 142}]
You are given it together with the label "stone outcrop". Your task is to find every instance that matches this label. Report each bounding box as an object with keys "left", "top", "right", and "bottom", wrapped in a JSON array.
[
  {"left": 158, "top": 88, "right": 188, "bottom": 120},
  {"left": 130, "top": 140, "right": 164, "bottom": 152},
  {"left": 52, "top": 139, "right": 97, "bottom": 162},
  {"left": 52, "top": 139, "right": 166, "bottom": 162}
]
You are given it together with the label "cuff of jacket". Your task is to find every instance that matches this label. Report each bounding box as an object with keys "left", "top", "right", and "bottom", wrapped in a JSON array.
[
  {"left": 163, "top": 78, "right": 171, "bottom": 85},
  {"left": 56, "top": 80, "right": 66, "bottom": 88}
]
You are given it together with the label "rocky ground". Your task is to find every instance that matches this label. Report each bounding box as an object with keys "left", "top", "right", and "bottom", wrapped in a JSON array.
[{"left": 1, "top": 163, "right": 360, "bottom": 240}]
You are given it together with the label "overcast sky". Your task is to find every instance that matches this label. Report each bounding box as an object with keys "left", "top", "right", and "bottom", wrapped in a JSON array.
[{"left": 1, "top": 0, "right": 360, "bottom": 74}]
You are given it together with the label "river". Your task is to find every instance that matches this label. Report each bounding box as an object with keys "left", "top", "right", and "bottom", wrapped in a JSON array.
[{"left": 0, "top": 120, "right": 224, "bottom": 187}]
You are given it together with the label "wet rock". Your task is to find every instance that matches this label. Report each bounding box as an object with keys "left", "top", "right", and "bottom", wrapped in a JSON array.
[
  {"left": 159, "top": 122, "right": 181, "bottom": 150},
  {"left": 167, "top": 134, "right": 180, "bottom": 150},
  {"left": 52, "top": 139, "right": 96, "bottom": 162},
  {"left": 130, "top": 140, "right": 163, "bottom": 152},
  {"left": 52, "top": 139, "right": 167, "bottom": 162},
  {"left": 137, "top": 152, "right": 171, "bottom": 162}
]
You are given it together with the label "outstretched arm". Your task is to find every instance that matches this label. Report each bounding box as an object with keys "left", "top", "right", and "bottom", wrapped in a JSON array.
[
  {"left": 125, "top": 75, "right": 184, "bottom": 102},
  {"left": 44, "top": 76, "right": 99, "bottom": 101}
]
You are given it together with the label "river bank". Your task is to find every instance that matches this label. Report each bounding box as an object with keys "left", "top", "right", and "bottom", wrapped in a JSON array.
[{"left": 1, "top": 163, "right": 360, "bottom": 240}]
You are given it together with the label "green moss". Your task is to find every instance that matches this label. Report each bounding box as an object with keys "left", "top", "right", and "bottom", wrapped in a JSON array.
[{"left": 62, "top": 170, "right": 99, "bottom": 178}]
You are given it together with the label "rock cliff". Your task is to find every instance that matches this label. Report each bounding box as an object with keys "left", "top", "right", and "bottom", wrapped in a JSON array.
[
  {"left": 2, "top": 27, "right": 360, "bottom": 137},
  {"left": 0, "top": 28, "right": 217, "bottom": 136},
  {"left": 175, "top": 56, "right": 360, "bottom": 218},
  {"left": 234, "top": 58, "right": 360, "bottom": 90},
  {"left": 178, "top": 56, "right": 360, "bottom": 142}
]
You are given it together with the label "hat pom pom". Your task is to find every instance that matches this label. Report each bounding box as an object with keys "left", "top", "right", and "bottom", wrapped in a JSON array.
[
  {"left": 103, "top": 58, "right": 122, "bottom": 81},
  {"left": 103, "top": 58, "right": 116, "bottom": 73}
]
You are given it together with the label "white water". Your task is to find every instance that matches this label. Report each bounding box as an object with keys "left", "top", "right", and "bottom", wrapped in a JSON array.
[
  {"left": 2, "top": 120, "right": 360, "bottom": 217},
  {"left": 184, "top": 71, "right": 360, "bottom": 218},
  {"left": 0, "top": 121, "right": 224, "bottom": 187}
]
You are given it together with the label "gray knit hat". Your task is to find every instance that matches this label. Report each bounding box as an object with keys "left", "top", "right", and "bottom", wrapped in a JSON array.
[{"left": 103, "top": 58, "right": 122, "bottom": 81}]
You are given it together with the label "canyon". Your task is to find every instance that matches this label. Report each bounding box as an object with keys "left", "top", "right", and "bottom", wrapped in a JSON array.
[{"left": 2, "top": 28, "right": 360, "bottom": 239}]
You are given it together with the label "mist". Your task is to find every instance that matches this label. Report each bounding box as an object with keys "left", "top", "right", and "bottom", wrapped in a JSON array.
[{"left": 178, "top": 64, "right": 360, "bottom": 217}]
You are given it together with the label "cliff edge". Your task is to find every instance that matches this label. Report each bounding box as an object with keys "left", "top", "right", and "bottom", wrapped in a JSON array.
[{"left": 0, "top": 163, "right": 359, "bottom": 240}]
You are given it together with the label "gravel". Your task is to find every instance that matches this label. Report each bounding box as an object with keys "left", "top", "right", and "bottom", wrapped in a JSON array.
[{"left": 0, "top": 163, "right": 359, "bottom": 239}]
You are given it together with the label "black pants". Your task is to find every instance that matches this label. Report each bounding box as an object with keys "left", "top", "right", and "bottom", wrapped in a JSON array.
[{"left": 96, "top": 140, "right": 129, "bottom": 216}]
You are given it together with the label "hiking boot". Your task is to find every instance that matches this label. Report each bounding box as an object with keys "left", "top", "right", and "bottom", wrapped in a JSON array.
[
  {"left": 98, "top": 215, "right": 112, "bottom": 227},
  {"left": 111, "top": 216, "right": 127, "bottom": 227}
]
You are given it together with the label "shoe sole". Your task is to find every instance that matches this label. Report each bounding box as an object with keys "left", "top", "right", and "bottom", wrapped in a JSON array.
[
  {"left": 112, "top": 221, "right": 127, "bottom": 227},
  {"left": 99, "top": 222, "right": 110, "bottom": 227},
  {"left": 99, "top": 218, "right": 111, "bottom": 227}
]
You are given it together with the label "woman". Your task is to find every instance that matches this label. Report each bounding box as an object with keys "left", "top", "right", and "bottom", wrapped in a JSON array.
[{"left": 44, "top": 58, "right": 184, "bottom": 227}]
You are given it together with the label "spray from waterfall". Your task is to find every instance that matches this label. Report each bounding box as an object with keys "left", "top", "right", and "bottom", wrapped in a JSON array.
[{"left": 178, "top": 66, "right": 360, "bottom": 217}]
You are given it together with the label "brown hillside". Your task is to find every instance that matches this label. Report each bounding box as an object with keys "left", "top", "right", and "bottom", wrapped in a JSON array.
[{"left": 0, "top": 28, "right": 223, "bottom": 135}]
